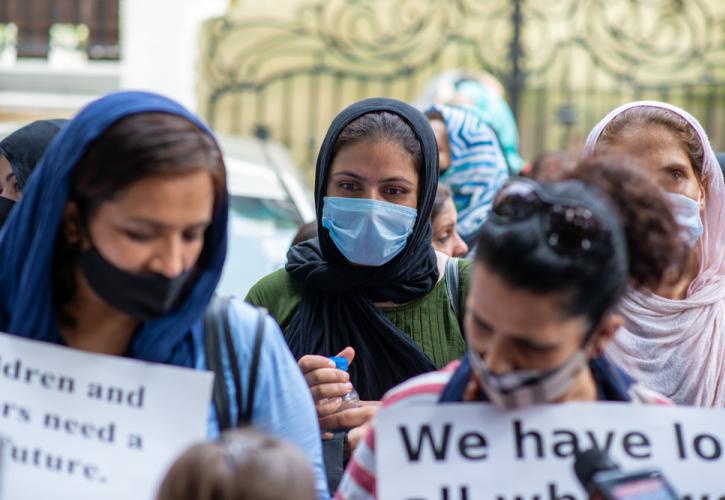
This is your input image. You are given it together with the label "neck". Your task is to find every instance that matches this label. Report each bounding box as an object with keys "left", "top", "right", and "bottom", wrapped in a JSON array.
[
  {"left": 59, "top": 266, "right": 139, "bottom": 356},
  {"left": 558, "top": 365, "right": 598, "bottom": 402},
  {"left": 652, "top": 249, "right": 700, "bottom": 300}
]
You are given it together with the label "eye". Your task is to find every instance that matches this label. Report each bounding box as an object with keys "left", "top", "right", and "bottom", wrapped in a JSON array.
[
  {"left": 513, "top": 338, "right": 556, "bottom": 355},
  {"left": 436, "top": 231, "right": 452, "bottom": 244},
  {"left": 182, "top": 229, "right": 205, "bottom": 242},
  {"left": 125, "top": 230, "right": 154, "bottom": 242},
  {"left": 338, "top": 182, "right": 358, "bottom": 192},
  {"left": 13, "top": 182, "right": 20, "bottom": 193},
  {"left": 384, "top": 186, "right": 408, "bottom": 196},
  {"left": 667, "top": 168, "right": 686, "bottom": 182}
]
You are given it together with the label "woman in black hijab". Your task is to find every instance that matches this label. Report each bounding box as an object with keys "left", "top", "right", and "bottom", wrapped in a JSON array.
[
  {"left": 0, "top": 119, "right": 67, "bottom": 225},
  {"left": 246, "top": 98, "right": 471, "bottom": 444}
]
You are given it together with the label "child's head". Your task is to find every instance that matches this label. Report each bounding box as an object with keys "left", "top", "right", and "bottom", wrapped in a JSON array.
[{"left": 157, "top": 429, "right": 316, "bottom": 500}]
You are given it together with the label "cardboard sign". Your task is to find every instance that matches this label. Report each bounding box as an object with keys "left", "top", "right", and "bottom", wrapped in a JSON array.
[
  {"left": 0, "top": 333, "right": 213, "bottom": 500},
  {"left": 377, "top": 402, "right": 725, "bottom": 499}
]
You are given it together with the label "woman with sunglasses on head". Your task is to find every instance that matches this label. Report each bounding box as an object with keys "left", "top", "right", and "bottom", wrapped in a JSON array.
[
  {"left": 0, "top": 92, "right": 329, "bottom": 499},
  {"left": 245, "top": 99, "right": 472, "bottom": 487},
  {"left": 585, "top": 102, "right": 725, "bottom": 407},
  {"left": 336, "top": 158, "right": 681, "bottom": 500}
]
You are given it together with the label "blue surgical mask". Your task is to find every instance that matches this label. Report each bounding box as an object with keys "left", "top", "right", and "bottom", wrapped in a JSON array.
[
  {"left": 321, "top": 196, "right": 417, "bottom": 266},
  {"left": 667, "top": 192, "right": 703, "bottom": 247}
]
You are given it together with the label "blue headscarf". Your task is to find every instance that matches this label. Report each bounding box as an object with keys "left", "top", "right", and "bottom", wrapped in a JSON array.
[
  {"left": 428, "top": 104, "right": 509, "bottom": 244},
  {"left": 456, "top": 80, "right": 526, "bottom": 174},
  {"left": 0, "top": 91, "right": 228, "bottom": 367}
]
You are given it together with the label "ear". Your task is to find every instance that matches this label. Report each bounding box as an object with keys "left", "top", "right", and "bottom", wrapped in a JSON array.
[
  {"left": 699, "top": 183, "right": 707, "bottom": 215},
  {"left": 585, "top": 313, "right": 623, "bottom": 358},
  {"left": 61, "top": 201, "right": 85, "bottom": 248}
]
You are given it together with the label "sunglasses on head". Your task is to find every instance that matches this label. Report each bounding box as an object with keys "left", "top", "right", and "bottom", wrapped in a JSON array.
[{"left": 491, "top": 178, "right": 606, "bottom": 255}]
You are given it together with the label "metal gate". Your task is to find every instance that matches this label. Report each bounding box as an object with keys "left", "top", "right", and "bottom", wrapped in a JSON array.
[{"left": 199, "top": 0, "right": 725, "bottom": 171}]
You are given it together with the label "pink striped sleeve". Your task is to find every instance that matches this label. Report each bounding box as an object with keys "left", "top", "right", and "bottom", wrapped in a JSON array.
[{"left": 336, "top": 426, "right": 377, "bottom": 499}]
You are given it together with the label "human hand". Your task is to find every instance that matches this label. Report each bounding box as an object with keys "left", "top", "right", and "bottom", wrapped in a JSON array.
[{"left": 298, "top": 347, "right": 356, "bottom": 419}]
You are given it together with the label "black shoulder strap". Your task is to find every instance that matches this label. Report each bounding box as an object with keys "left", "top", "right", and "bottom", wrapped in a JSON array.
[
  {"left": 204, "top": 295, "right": 232, "bottom": 431},
  {"left": 204, "top": 296, "right": 267, "bottom": 430},
  {"left": 242, "top": 307, "right": 267, "bottom": 425},
  {"left": 445, "top": 257, "right": 463, "bottom": 331}
]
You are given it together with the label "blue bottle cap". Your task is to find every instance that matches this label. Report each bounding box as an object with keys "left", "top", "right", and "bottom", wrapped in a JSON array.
[{"left": 329, "top": 356, "right": 349, "bottom": 371}]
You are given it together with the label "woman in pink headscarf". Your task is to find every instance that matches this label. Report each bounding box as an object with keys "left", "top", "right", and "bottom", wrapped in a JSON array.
[{"left": 584, "top": 101, "right": 725, "bottom": 407}]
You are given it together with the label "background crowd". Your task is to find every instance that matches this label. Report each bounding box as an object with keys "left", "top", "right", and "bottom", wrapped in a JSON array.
[{"left": 0, "top": 67, "right": 723, "bottom": 499}]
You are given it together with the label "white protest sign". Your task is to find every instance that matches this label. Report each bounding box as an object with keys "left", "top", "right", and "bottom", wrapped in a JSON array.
[
  {"left": 377, "top": 402, "right": 725, "bottom": 499},
  {"left": 0, "top": 332, "right": 213, "bottom": 500}
]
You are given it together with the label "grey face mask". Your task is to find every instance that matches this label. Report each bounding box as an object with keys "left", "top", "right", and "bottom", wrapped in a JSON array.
[{"left": 467, "top": 348, "right": 589, "bottom": 410}]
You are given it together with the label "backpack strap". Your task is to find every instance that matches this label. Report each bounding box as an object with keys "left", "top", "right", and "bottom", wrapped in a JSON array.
[
  {"left": 204, "top": 295, "right": 232, "bottom": 431},
  {"left": 241, "top": 307, "right": 267, "bottom": 425},
  {"left": 204, "top": 296, "right": 267, "bottom": 430},
  {"left": 445, "top": 257, "right": 463, "bottom": 331}
]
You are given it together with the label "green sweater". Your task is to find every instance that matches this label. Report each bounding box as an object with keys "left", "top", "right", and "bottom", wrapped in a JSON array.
[{"left": 245, "top": 259, "right": 472, "bottom": 368}]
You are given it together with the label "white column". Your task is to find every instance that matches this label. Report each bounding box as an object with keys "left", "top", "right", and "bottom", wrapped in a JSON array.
[{"left": 119, "top": 0, "right": 228, "bottom": 112}]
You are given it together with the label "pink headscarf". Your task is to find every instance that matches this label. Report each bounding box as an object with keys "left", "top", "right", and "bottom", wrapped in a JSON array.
[{"left": 584, "top": 101, "right": 725, "bottom": 407}]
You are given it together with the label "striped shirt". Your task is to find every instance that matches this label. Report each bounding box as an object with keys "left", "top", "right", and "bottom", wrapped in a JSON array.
[{"left": 335, "top": 357, "right": 671, "bottom": 500}]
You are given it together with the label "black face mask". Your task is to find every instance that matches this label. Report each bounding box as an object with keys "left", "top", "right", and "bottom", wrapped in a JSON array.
[
  {"left": 0, "top": 197, "right": 16, "bottom": 228},
  {"left": 78, "top": 246, "right": 192, "bottom": 322}
]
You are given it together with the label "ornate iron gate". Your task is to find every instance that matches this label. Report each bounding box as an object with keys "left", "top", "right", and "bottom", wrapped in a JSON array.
[{"left": 199, "top": 0, "right": 725, "bottom": 171}]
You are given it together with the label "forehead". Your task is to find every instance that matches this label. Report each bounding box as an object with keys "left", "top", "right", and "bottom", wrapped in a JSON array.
[
  {"left": 0, "top": 155, "right": 12, "bottom": 177},
  {"left": 468, "top": 262, "right": 587, "bottom": 343},
  {"left": 329, "top": 139, "right": 418, "bottom": 179},
  {"left": 103, "top": 170, "right": 214, "bottom": 221},
  {"left": 600, "top": 124, "right": 692, "bottom": 169}
]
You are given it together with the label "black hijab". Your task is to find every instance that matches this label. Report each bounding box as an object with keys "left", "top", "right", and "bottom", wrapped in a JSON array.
[
  {"left": 0, "top": 119, "right": 67, "bottom": 190},
  {"left": 285, "top": 98, "right": 440, "bottom": 400}
]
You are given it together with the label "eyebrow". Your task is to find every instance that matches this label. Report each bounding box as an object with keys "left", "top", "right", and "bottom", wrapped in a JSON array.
[
  {"left": 660, "top": 162, "right": 691, "bottom": 172},
  {"left": 124, "top": 219, "right": 212, "bottom": 230},
  {"left": 331, "top": 170, "right": 415, "bottom": 186},
  {"left": 5, "top": 173, "right": 14, "bottom": 183},
  {"left": 471, "top": 311, "right": 558, "bottom": 350}
]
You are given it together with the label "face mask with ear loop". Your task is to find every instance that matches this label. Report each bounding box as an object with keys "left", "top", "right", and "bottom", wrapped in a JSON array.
[
  {"left": 666, "top": 192, "right": 704, "bottom": 248},
  {"left": 73, "top": 217, "right": 193, "bottom": 322},
  {"left": 0, "top": 197, "right": 16, "bottom": 228},
  {"left": 467, "top": 323, "right": 600, "bottom": 410}
]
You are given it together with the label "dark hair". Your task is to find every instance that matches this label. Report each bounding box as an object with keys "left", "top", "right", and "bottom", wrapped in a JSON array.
[
  {"left": 432, "top": 184, "right": 452, "bottom": 222},
  {"left": 53, "top": 112, "right": 226, "bottom": 317},
  {"left": 475, "top": 156, "right": 686, "bottom": 328},
  {"left": 156, "top": 429, "right": 316, "bottom": 500},
  {"left": 527, "top": 151, "right": 576, "bottom": 182},
  {"left": 598, "top": 106, "right": 705, "bottom": 184},
  {"left": 332, "top": 111, "right": 423, "bottom": 172}
]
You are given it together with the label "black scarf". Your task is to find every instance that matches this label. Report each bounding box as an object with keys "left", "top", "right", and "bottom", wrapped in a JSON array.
[
  {"left": 0, "top": 119, "right": 67, "bottom": 190},
  {"left": 285, "top": 98, "right": 440, "bottom": 401}
]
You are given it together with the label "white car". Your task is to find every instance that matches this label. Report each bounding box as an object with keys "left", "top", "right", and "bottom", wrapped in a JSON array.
[{"left": 216, "top": 135, "right": 315, "bottom": 298}]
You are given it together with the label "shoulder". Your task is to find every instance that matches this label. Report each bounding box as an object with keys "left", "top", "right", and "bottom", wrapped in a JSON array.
[
  {"left": 224, "top": 299, "right": 293, "bottom": 363},
  {"left": 381, "top": 360, "right": 461, "bottom": 408},
  {"left": 244, "top": 268, "right": 303, "bottom": 327},
  {"left": 458, "top": 258, "right": 473, "bottom": 280},
  {"left": 628, "top": 383, "right": 674, "bottom": 406},
  {"left": 458, "top": 258, "right": 473, "bottom": 301},
  {"left": 245, "top": 268, "right": 297, "bottom": 301}
]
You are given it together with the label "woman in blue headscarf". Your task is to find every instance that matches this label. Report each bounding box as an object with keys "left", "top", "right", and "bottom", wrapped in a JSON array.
[
  {"left": 426, "top": 104, "right": 510, "bottom": 245},
  {"left": 0, "top": 91, "right": 329, "bottom": 499}
]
